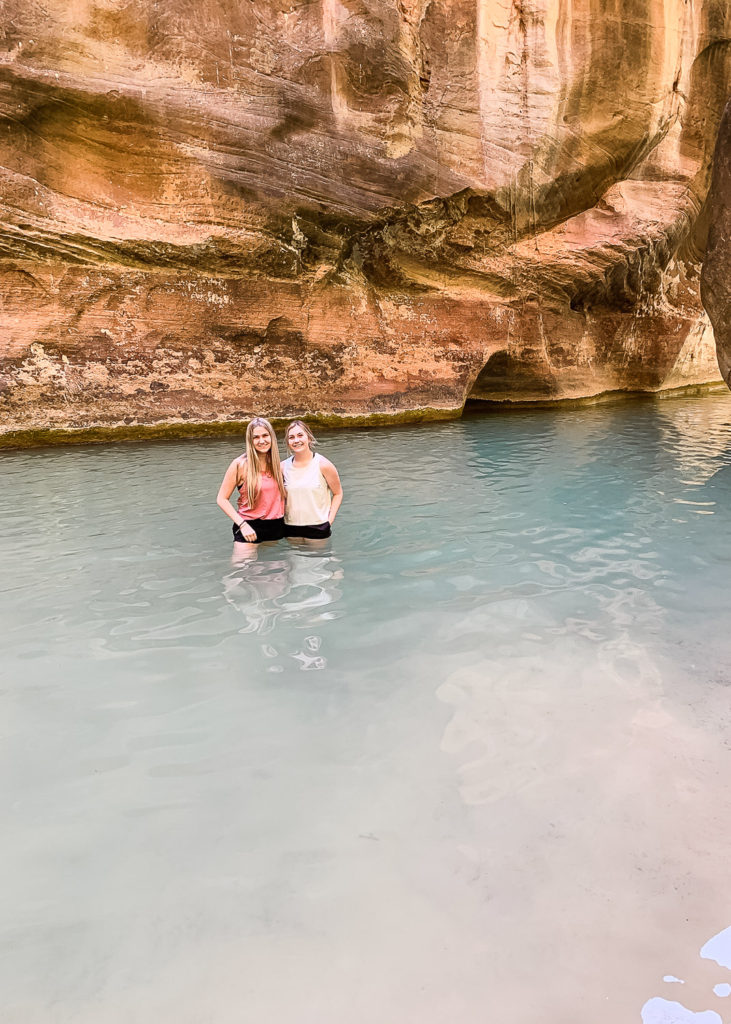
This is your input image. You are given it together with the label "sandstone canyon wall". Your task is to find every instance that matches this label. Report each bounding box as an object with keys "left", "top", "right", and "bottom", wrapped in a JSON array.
[
  {"left": 702, "top": 94, "right": 731, "bottom": 387},
  {"left": 1, "top": 0, "right": 730, "bottom": 442}
]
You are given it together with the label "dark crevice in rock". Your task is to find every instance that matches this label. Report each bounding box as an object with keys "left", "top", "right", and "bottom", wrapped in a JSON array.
[{"left": 468, "top": 349, "right": 560, "bottom": 403}]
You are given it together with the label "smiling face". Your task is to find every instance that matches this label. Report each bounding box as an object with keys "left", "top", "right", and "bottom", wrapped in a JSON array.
[
  {"left": 251, "top": 425, "right": 272, "bottom": 454},
  {"left": 287, "top": 424, "right": 310, "bottom": 454}
]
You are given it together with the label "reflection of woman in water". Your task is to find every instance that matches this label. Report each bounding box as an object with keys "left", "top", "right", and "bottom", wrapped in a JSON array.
[
  {"left": 216, "top": 418, "right": 286, "bottom": 551},
  {"left": 222, "top": 546, "right": 344, "bottom": 666},
  {"left": 283, "top": 420, "right": 343, "bottom": 544}
]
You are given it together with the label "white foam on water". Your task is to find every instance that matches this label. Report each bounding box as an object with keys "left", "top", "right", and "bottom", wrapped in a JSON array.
[
  {"left": 641, "top": 997, "right": 722, "bottom": 1024},
  {"left": 701, "top": 928, "right": 731, "bottom": 970}
]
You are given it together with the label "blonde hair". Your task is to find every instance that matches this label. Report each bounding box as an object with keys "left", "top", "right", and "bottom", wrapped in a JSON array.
[
  {"left": 285, "top": 419, "right": 318, "bottom": 451},
  {"left": 239, "top": 418, "right": 286, "bottom": 509}
]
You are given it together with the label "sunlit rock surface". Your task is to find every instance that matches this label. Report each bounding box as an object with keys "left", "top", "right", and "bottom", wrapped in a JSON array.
[{"left": 1, "top": 0, "right": 730, "bottom": 437}]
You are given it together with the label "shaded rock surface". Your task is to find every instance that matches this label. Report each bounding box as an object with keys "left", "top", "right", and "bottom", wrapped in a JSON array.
[
  {"left": 702, "top": 95, "right": 731, "bottom": 388},
  {"left": 1, "top": 0, "right": 730, "bottom": 437}
]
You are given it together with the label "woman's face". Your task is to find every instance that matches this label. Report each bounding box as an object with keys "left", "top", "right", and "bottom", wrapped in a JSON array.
[
  {"left": 251, "top": 426, "right": 272, "bottom": 454},
  {"left": 287, "top": 426, "right": 310, "bottom": 454}
]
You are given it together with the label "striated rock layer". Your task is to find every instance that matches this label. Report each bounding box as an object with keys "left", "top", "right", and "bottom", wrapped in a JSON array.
[
  {"left": 702, "top": 95, "right": 731, "bottom": 388},
  {"left": 1, "top": 0, "right": 730, "bottom": 440}
]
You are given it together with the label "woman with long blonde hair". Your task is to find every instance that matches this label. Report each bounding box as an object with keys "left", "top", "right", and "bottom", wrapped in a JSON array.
[{"left": 216, "top": 417, "right": 286, "bottom": 547}]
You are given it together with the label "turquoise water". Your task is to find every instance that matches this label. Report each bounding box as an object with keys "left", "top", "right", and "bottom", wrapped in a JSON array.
[{"left": 2, "top": 396, "right": 731, "bottom": 1023}]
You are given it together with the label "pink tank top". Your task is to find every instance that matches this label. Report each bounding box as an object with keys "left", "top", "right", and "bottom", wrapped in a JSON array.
[{"left": 237, "top": 463, "right": 285, "bottom": 520}]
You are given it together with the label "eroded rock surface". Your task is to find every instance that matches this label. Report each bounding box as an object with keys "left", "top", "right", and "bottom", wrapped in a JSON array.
[
  {"left": 1, "top": 0, "right": 730, "bottom": 439},
  {"left": 702, "top": 96, "right": 731, "bottom": 388}
]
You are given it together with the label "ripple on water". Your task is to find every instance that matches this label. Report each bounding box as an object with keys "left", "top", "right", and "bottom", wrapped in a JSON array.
[{"left": 2, "top": 398, "right": 731, "bottom": 1022}]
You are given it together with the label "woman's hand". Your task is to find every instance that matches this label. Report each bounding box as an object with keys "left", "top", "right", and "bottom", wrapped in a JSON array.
[{"left": 239, "top": 522, "right": 258, "bottom": 542}]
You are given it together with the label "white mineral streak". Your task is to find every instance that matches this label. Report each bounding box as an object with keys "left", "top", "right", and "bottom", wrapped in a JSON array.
[
  {"left": 389, "top": 0, "right": 426, "bottom": 158},
  {"left": 476, "top": 0, "right": 558, "bottom": 181},
  {"left": 639, "top": 0, "right": 699, "bottom": 180},
  {"left": 322, "top": 0, "right": 350, "bottom": 126}
]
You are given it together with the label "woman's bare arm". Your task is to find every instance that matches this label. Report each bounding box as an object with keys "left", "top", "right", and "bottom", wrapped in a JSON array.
[
  {"left": 320, "top": 459, "right": 343, "bottom": 524},
  {"left": 216, "top": 459, "right": 257, "bottom": 541}
]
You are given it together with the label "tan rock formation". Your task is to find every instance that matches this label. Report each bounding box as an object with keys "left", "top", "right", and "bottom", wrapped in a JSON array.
[
  {"left": 1, "top": 0, "right": 730, "bottom": 441},
  {"left": 702, "top": 95, "right": 731, "bottom": 388}
]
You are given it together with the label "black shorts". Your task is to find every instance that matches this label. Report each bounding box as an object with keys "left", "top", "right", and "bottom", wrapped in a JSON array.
[
  {"left": 283, "top": 521, "right": 332, "bottom": 540},
  {"left": 232, "top": 517, "right": 285, "bottom": 544}
]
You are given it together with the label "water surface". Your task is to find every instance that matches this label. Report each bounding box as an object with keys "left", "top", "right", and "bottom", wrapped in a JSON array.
[{"left": 2, "top": 395, "right": 731, "bottom": 1023}]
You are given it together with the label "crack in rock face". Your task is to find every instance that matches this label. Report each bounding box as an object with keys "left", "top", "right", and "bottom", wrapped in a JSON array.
[{"left": 1, "top": 0, "right": 731, "bottom": 439}]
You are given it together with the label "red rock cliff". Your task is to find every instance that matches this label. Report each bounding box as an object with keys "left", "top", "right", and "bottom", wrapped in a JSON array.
[{"left": 1, "top": 0, "right": 730, "bottom": 439}]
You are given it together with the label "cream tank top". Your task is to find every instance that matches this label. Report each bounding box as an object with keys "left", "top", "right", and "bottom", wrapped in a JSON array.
[{"left": 283, "top": 453, "right": 331, "bottom": 526}]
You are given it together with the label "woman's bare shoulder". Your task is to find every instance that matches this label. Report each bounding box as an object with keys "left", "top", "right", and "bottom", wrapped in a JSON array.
[{"left": 227, "top": 454, "right": 247, "bottom": 474}]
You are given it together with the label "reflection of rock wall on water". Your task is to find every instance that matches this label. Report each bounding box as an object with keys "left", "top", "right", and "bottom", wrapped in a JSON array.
[{"left": 1, "top": 0, "right": 731, "bottom": 442}]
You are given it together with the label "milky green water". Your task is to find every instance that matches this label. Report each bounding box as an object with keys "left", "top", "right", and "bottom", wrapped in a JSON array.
[{"left": 2, "top": 396, "right": 731, "bottom": 1024}]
